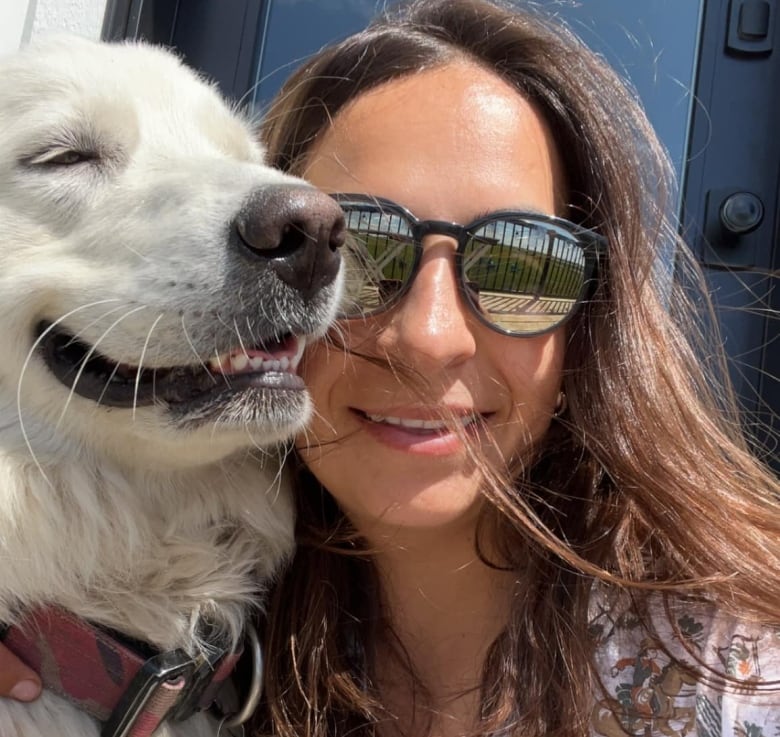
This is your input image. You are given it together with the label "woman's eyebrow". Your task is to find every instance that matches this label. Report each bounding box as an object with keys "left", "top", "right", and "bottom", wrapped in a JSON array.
[{"left": 468, "top": 205, "right": 549, "bottom": 221}]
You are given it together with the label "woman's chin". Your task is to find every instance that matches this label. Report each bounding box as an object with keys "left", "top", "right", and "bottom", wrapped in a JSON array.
[{"left": 343, "top": 487, "right": 485, "bottom": 542}]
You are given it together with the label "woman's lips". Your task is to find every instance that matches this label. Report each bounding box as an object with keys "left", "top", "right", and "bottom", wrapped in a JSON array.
[{"left": 353, "top": 408, "right": 488, "bottom": 455}]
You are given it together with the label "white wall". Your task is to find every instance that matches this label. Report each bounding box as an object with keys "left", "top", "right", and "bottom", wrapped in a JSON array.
[
  {"left": 31, "top": 0, "right": 106, "bottom": 38},
  {"left": 1, "top": 0, "right": 107, "bottom": 55},
  {"left": 0, "top": 0, "right": 36, "bottom": 53}
]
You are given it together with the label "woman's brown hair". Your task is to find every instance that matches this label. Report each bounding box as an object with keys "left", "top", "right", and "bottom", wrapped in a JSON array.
[{"left": 256, "top": 1, "right": 780, "bottom": 736}]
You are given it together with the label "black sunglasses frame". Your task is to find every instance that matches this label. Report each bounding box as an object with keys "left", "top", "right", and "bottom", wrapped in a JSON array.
[{"left": 331, "top": 193, "right": 607, "bottom": 337}]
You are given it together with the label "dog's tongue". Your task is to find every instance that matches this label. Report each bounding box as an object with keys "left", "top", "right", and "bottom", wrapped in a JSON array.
[{"left": 208, "top": 335, "right": 303, "bottom": 377}]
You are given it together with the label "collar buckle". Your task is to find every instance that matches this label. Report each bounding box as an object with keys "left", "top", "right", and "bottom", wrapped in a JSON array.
[
  {"left": 101, "top": 649, "right": 196, "bottom": 737},
  {"left": 102, "top": 641, "right": 238, "bottom": 737}
]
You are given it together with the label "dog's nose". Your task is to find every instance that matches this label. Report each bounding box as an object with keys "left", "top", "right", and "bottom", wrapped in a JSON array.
[{"left": 234, "top": 185, "right": 345, "bottom": 299}]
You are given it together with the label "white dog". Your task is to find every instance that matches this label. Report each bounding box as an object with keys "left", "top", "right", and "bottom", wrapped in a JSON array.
[{"left": 0, "top": 36, "right": 345, "bottom": 736}]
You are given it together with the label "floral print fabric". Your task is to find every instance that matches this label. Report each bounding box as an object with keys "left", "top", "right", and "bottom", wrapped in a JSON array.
[{"left": 590, "top": 591, "right": 780, "bottom": 737}]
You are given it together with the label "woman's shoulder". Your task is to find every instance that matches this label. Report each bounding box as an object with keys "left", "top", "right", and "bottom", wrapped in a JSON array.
[{"left": 588, "top": 585, "right": 780, "bottom": 737}]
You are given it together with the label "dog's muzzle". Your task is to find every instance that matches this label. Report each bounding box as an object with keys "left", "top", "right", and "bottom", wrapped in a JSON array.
[{"left": 34, "top": 184, "right": 346, "bottom": 412}]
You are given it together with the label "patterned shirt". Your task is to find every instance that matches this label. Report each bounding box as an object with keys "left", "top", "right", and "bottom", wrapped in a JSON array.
[{"left": 589, "top": 590, "right": 780, "bottom": 737}]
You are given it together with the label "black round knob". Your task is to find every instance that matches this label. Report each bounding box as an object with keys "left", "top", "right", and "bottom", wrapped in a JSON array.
[{"left": 719, "top": 192, "right": 764, "bottom": 235}]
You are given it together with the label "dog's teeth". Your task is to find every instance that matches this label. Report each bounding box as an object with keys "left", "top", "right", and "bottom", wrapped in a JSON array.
[
  {"left": 208, "top": 355, "right": 229, "bottom": 372},
  {"left": 208, "top": 340, "right": 304, "bottom": 376},
  {"left": 231, "top": 353, "right": 249, "bottom": 371}
]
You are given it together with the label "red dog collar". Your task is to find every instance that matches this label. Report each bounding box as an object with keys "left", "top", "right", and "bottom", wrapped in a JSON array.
[{"left": 2, "top": 607, "right": 242, "bottom": 737}]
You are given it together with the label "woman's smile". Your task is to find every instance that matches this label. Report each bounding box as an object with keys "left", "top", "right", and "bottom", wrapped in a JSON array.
[{"left": 352, "top": 405, "right": 490, "bottom": 456}]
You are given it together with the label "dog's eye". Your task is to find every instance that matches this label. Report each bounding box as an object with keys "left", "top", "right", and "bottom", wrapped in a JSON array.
[
  {"left": 42, "top": 150, "right": 96, "bottom": 166},
  {"left": 24, "top": 148, "right": 98, "bottom": 167},
  {"left": 48, "top": 150, "right": 87, "bottom": 165}
]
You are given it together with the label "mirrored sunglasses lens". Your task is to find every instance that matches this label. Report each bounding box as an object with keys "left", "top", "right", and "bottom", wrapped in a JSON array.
[
  {"left": 340, "top": 209, "right": 417, "bottom": 316},
  {"left": 462, "top": 220, "right": 588, "bottom": 334}
]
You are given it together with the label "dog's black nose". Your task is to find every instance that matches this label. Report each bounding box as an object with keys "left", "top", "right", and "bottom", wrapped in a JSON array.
[{"left": 234, "top": 185, "right": 345, "bottom": 299}]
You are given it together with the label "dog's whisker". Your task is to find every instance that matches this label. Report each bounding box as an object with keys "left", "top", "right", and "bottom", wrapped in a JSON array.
[
  {"left": 56, "top": 304, "right": 149, "bottom": 429},
  {"left": 294, "top": 416, "right": 319, "bottom": 458},
  {"left": 265, "top": 446, "right": 290, "bottom": 506},
  {"left": 17, "top": 299, "right": 123, "bottom": 487},
  {"left": 215, "top": 311, "right": 235, "bottom": 339},
  {"left": 96, "top": 361, "right": 122, "bottom": 407},
  {"left": 307, "top": 404, "right": 339, "bottom": 440},
  {"left": 234, "top": 318, "right": 249, "bottom": 358},
  {"left": 119, "top": 242, "right": 155, "bottom": 264},
  {"left": 66, "top": 303, "right": 132, "bottom": 347},
  {"left": 249, "top": 438, "right": 274, "bottom": 458},
  {"left": 333, "top": 320, "right": 350, "bottom": 347},
  {"left": 133, "top": 312, "right": 165, "bottom": 421},
  {"left": 209, "top": 402, "right": 235, "bottom": 443},
  {"left": 212, "top": 341, "right": 233, "bottom": 390},
  {"left": 245, "top": 316, "right": 258, "bottom": 349},
  {"left": 181, "top": 316, "right": 218, "bottom": 385},
  {"left": 259, "top": 302, "right": 274, "bottom": 334}
]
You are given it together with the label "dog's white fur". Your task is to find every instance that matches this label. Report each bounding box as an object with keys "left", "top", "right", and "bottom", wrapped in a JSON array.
[{"left": 0, "top": 36, "right": 342, "bottom": 736}]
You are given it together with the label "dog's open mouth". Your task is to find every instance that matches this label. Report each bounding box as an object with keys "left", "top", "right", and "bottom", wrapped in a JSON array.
[{"left": 37, "top": 320, "right": 306, "bottom": 409}]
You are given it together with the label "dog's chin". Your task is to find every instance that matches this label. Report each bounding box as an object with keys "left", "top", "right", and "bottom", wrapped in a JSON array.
[
  {"left": 167, "top": 380, "right": 310, "bottom": 437},
  {"left": 36, "top": 320, "right": 310, "bottom": 431}
]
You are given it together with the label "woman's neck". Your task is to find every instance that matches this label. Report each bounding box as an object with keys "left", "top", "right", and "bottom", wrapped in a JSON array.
[{"left": 368, "top": 524, "right": 516, "bottom": 736}]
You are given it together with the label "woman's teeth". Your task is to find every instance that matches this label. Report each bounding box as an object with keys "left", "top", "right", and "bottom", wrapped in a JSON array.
[{"left": 364, "top": 413, "right": 480, "bottom": 430}]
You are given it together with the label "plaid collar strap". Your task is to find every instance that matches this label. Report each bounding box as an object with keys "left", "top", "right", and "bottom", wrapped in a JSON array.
[{"left": 2, "top": 607, "right": 241, "bottom": 737}]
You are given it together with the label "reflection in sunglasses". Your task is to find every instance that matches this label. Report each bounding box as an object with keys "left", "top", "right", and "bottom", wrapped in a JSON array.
[{"left": 334, "top": 194, "right": 604, "bottom": 336}]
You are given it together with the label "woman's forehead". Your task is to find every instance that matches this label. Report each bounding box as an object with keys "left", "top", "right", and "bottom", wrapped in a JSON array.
[{"left": 303, "top": 61, "right": 568, "bottom": 219}]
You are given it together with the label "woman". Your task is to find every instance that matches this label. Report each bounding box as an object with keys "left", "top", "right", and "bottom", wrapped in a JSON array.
[{"left": 3, "top": 1, "right": 779, "bottom": 736}]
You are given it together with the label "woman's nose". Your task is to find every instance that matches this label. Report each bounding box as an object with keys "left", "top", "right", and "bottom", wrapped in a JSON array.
[{"left": 376, "top": 239, "right": 477, "bottom": 369}]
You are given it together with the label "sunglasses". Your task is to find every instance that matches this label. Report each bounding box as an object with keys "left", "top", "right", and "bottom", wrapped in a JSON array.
[{"left": 332, "top": 194, "right": 606, "bottom": 337}]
